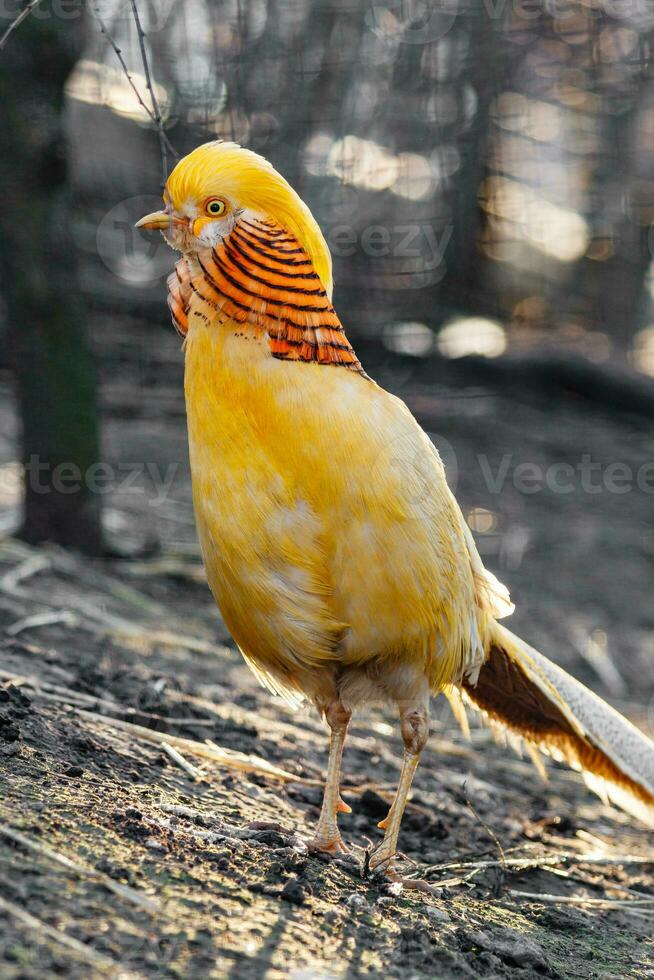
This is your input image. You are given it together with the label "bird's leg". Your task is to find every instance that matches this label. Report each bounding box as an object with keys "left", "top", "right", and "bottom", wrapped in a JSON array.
[
  {"left": 307, "top": 700, "right": 352, "bottom": 854},
  {"left": 367, "top": 696, "right": 429, "bottom": 875}
]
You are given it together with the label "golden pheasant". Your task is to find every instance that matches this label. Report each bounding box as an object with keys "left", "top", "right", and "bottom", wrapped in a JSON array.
[{"left": 137, "top": 141, "right": 654, "bottom": 872}]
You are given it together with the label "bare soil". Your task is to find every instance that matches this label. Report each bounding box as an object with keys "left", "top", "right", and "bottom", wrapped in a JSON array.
[{"left": 0, "top": 332, "right": 653, "bottom": 979}]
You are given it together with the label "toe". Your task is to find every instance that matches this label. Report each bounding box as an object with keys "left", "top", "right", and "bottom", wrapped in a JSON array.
[
  {"left": 307, "top": 831, "right": 349, "bottom": 855},
  {"left": 365, "top": 843, "right": 398, "bottom": 876}
]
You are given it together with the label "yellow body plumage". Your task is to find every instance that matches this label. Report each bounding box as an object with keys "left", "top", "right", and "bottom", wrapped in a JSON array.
[{"left": 185, "top": 316, "right": 491, "bottom": 705}]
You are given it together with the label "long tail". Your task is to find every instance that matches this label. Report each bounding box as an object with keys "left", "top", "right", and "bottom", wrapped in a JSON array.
[{"left": 457, "top": 621, "right": 654, "bottom": 828}]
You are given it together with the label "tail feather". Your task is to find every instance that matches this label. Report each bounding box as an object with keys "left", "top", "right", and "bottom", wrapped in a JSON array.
[{"left": 460, "top": 622, "right": 654, "bottom": 828}]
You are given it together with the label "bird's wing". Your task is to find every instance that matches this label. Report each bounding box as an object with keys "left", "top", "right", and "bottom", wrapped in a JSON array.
[
  {"left": 396, "top": 420, "right": 514, "bottom": 622},
  {"left": 458, "top": 501, "right": 514, "bottom": 620}
]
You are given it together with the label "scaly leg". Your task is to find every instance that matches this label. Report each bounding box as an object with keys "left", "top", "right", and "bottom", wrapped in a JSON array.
[
  {"left": 307, "top": 701, "right": 352, "bottom": 854},
  {"left": 367, "top": 695, "right": 430, "bottom": 874}
]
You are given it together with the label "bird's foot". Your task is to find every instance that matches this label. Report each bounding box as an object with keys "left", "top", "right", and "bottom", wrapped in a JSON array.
[
  {"left": 363, "top": 840, "right": 400, "bottom": 878},
  {"left": 307, "top": 795, "right": 351, "bottom": 855},
  {"left": 307, "top": 824, "right": 349, "bottom": 855}
]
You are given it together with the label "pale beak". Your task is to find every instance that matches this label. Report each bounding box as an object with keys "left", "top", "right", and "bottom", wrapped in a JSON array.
[{"left": 135, "top": 210, "right": 186, "bottom": 231}]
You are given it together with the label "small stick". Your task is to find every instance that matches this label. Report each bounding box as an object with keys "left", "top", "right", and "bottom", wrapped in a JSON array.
[
  {"left": 0, "top": 0, "right": 43, "bottom": 50},
  {"left": 0, "top": 894, "right": 124, "bottom": 974},
  {"left": 6, "top": 609, "right": 77, "bottom": 636},
  {"left": 92, "top": 7, "right": 177, "bottom": 165},
  {"left": 422, "top": 851, "right": 654, "bottom": 875},
  {"left": 0, "top": 553, "right": 50, "bottom": 592},
  {"left": 1, "top": 673, "right": 216, "bottom": 726},
  {"left": 161, "top": 741, "right": 204, "bottom": 782},
  {"left": 509, "top": 890, "right": 654, "bottom": 908},
  {"left": 464, "top": 784, "right": 507, "bottom": 897},
  {"left": 127, "top": 629, "right": 220, "bottom": 655},
  {"left": 393, "top": 877, "right": 449, "bottom": 896},
  {"left": 127, "top": 0, "right": 171, "bottom": 184},
  {"left": 159, "top": 803, "right": 211, "bottom": 820},
  {"left": 75, "top": 708, "right": 301, "bottom": 781},
  {"left": 0, "top": 824, "right": 158, "bottom": 912}
]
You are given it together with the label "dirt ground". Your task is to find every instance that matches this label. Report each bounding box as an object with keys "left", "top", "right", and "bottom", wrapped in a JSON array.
[{"left": 0, "top": 327, "right": 653, "bottom": 979}]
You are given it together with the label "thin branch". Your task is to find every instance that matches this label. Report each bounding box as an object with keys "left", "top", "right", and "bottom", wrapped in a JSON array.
[
  {"left": 94, "top": 10, "right": 155, "bottom": 122},
  {"left": 0, "top": 824, "right": 159, "bottom": 912},
  {"left": 509, "top": 889, "right": 654, "bottom": 908},
  {"left": 465, "top": 784, "right": 506, "bottom": 870},
  {"left": 422, "top": 851, "right": 654, "bottom": 876},
  {"left": 94, "top": 4, "right": 177, "bottom": 178},
  {"left": 161, "top": 741, "right": 205, "bottom": 782},
  {"left": 0, "top": 0, "right": 44, "bottom": 50},
  {"left": 74, "top": 707, "right": 303, "bottom": 782},
  {"left": 0, "top": 894, "right": 123, "bottom": 974},
  {"left": 0, "top": 552, "right": 50, "bottom": 592},
  {"left": 6, "top": 609, "right": 78, "bottom": 636},
  {"left": 0, "top": 669, "right": 218, "bottom": 726},
  {"left": 127, "top": 0, "right": 170, "bottom": 185}
]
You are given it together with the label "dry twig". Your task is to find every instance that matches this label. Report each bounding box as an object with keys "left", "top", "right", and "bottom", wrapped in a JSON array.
[
  {"left": 0, "top": 553, "right": 50, "bottom": 592},
  {"left": 93, "top": 2, "right": 177, "bottom": 182},
  {"left": 127, "top": 0, "right": 172, "bottom": 183},
  {"left": 0, "top": 824, "right": 158, "bottom": 913},
  {"left": 161, "top": 741, "right": 205, "bottom": 781},
  {"left": 423, "top": 850, "right": 654, "bottom": 876},
  {"left": 74, "top": 707, "right": 302, "bottom": 782},
  {"left": 509, "top": 889, "right": 654, "bottom": 909},
  {"left": 6, "top": 610, "right": 77, "bottom": 636},
  {"left": 0, "top": 894, "right": 130, "bottom": 975},
  {"left": 0, "top": 0, "right": 43, "bottom": 50}
]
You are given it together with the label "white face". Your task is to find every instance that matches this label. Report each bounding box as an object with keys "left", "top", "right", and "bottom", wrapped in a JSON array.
[{"left": 160, "top": 196, "right": 240, "bottom": 254}]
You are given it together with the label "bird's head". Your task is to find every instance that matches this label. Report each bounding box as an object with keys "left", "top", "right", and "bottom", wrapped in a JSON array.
[{"left": 136, "top": 140, "right": 333, "bottom": 295}]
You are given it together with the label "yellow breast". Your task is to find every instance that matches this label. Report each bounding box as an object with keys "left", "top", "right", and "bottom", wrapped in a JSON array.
[{"left": 184, "top": 312, "right": 485, "bottom": 699}]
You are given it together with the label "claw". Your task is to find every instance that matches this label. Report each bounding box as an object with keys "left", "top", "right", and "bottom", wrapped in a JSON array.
[
  {"left": 307, "top": 829, "right": 349, "bottom": 855},
  {"left": 363, "top": 840, "right": 399, "bottom": 876},
  {"left": 337, "top": 797, "right": 352, "bottom": 814}
]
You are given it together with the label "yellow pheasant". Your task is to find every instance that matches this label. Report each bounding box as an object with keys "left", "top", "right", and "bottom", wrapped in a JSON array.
[{"left": 137, "top": 141, "right": 654, "bottom": 872}]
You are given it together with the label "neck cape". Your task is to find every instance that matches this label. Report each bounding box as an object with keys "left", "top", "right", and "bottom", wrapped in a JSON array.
[{"left": 167, "top": 217, "right": 364, "bottom": 376}]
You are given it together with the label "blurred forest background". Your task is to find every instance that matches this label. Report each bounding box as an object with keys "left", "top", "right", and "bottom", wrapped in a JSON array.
[
  {"left": 61, "top": 0, "right": 654, "bottom": 355},
  {"left": 0, "top": 0, "right": 653, "bottom": 688}
]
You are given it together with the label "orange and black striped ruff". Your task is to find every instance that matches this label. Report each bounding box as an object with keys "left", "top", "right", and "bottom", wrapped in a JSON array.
[{"left": 167, "top": 217, "right": 365, "bottom": 376}]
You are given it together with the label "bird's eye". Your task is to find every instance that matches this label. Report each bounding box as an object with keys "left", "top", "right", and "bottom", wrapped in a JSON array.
[{"left": 205, "top": 198, "right": 226, "bottom": 217}]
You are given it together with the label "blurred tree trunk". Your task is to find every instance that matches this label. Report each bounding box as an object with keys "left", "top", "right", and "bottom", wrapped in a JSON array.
[
  {"left": 439, "top": 4, "right": 507, "bottom": 320},
  {"left": 0, "top": 5, "right": 102, "bottom": 553},
  {"left": 554, "top": 26, "right": 654, "bottom": 352},
  {"left": 585, "top": 88, "right": 653, "bottom": 350}
]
